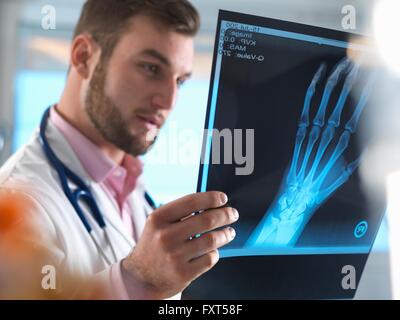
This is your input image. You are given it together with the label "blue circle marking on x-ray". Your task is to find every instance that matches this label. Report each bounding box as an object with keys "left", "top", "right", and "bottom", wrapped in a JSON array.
[{"left": 354, "top": 221, "right": 368, "bottom": 238}]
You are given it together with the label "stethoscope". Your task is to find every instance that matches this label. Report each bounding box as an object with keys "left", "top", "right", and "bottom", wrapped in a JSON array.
[{"left": 39, "top": 107, "right": 158, "bottom": 264}]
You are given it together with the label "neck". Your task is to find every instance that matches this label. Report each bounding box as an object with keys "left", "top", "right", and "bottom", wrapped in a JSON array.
[{"left": 57, "top": 88, "right": 125, "bottom": 165}]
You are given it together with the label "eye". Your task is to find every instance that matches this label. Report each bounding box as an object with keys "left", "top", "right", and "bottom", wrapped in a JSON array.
[
  {"left": 177, "top": 78, "right": 187, "bottom": 88},
  {"left": 142, "top": 64, "right": 159, "bottom": 76}
]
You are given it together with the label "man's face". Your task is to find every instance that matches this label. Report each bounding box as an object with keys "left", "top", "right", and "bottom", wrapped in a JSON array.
[{"left": 85, "top": 14, "right": 194, "bottom": 156}]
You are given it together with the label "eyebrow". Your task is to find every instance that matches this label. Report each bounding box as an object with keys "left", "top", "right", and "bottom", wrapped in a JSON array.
[
  {"left": 139, "top": 49, "right": 192, "bottom": 78},
  {"left": 140, "top": 49, "right": 170, "bottom": 67}
]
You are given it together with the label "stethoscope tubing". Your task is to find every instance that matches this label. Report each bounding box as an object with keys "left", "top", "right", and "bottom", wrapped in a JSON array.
[{"left": 38, "top": 106, "right": 157, "bottom": 264}]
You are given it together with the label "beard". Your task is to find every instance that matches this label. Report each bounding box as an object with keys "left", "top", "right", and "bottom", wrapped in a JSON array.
[{"left": 84, "top": 59, "right": 157, "bottom": 157}]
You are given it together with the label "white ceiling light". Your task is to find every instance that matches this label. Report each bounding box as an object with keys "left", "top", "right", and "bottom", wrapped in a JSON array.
[{"left": 373, "top": 0, "right": 400, "bottom": 76}]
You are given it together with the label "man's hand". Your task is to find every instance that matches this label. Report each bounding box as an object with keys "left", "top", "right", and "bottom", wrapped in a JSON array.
[{"left": 121, "top": 191, "right": 238, "bottom": 299}]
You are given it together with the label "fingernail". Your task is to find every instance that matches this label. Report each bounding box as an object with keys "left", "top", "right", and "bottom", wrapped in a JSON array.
[
  {"left": 232, "top": 208, "right": 239, "bottom": 220},
  {"left": 229, "top": 227, "right": 236, "bottom": 239},
  {"left": 220, "top": 193, "right": 228, "bottom": 205}
]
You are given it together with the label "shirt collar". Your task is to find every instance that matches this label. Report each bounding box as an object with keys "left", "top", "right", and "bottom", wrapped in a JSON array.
[{"left": 49, "top": 105, "right": 143, "bottom": 185}]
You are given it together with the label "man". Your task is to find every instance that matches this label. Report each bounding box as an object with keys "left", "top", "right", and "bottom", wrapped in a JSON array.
[{"left": 0, "top": 0, "right": 238, "bottom": 299}]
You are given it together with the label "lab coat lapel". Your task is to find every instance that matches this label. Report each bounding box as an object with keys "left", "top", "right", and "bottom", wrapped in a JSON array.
[
  {"left": 128, "top": 191, "right": 146, "bottom": 243},
  {"left": 129, "top": 177, "right": 152, "bottom": 243},
  {"left": 45, "top": 120, "right": 135, "bottom": 256}
]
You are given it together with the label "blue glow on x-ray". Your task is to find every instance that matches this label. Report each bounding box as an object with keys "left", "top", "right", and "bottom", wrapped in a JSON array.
[
  {"left": 245, "top": 59, "right": 374, "bottom": 248},
  {"left": 200, "top": 52, "right": 223, "bottom": 192},
  {"left": 199, "top": 20, "right": 379, "bottom": 256},
  {"left": 220, "top": 245, "right": 371, "bottom": 258},
  {"left": 200, "top": 21, "right": 366, "bottom": 193}
]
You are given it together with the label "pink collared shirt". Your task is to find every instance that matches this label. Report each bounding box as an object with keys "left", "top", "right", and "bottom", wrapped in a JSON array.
[{"left": 50, "top": 105, "right": 142, "bottom": 299}]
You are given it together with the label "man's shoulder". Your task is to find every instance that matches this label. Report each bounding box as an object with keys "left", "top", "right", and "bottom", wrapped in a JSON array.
[{"left": 0, "top": 133, "right": 51, "bottom": 189}]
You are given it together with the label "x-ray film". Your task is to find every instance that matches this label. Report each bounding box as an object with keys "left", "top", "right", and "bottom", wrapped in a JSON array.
[{"left": 184, "top": 10, "right": 386, "bottom": 299}]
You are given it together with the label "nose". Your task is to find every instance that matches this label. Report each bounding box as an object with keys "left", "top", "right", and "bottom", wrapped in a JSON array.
[{"left": 151, "top": 78, "right": 178, "bottom": 111}]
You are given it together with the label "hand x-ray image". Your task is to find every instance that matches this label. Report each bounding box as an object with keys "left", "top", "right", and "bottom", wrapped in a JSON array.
[
  {"left": 184, "top": 10, "right": 386, "bottom": 299},
  {"left": 246, "top": 57, "right": 373, "bottom": 250}
]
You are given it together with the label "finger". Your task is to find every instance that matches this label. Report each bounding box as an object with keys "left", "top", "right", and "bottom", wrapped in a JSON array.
[
  {"left": 186, "top": 250, "right": 220, "bottom": 281},
  {"left": 171, "top": 207, "right": 239, "bottom": 241},
  {"left": 345, "top": 72, "right": 375, "bottom": 133},
  {"left": 183, "top": 227, "right": 236, "bottom": 261},
  {"left": 318, "top": 157, "right": 360, "bottom": 202},
  {"left": 315, "top": 72, "right": 375, "bottom": 189},
  {"left": 328, "top": 63, "right": 359, "bottom": 127},
  {"left": 307, "top": 61, "right": 358, "bottom": 181},
  {"left": 153, "top": 191, "right": 228, "bottom": 223},
  {"left": 314, "top": 57, "right": 351, "bottom": 127},
  {"left": 288, "top": 64, "right": 326, "bottom": 183},
  {"left": 300, "top": 63, "right": 327, "bottom": 127}
]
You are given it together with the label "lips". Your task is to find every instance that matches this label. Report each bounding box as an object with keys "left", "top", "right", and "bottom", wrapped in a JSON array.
[{"left": 136, "top": 114, "right": 162, "bottom": 130}]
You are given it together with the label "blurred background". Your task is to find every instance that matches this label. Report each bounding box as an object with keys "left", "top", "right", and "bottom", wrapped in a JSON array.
[
  {"left": 0, "top": 0, "right": 378, "bottom": 200},
  {"left": 1, "top": 0, "right": 400, "bottom": 299}
]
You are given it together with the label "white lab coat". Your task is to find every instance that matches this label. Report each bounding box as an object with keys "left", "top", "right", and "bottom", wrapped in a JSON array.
[{"left": 0, "top": 118, "right": 165, "bottom": 299}]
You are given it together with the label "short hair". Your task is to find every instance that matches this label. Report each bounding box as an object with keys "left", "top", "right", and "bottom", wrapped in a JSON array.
[{"left": 73, "top": 0, "right": 200, "bottom": 59}]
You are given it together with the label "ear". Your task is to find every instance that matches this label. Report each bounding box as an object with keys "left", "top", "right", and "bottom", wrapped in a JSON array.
[{"left": 70, "top": 34, "right": 97, "bottom": 79}]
